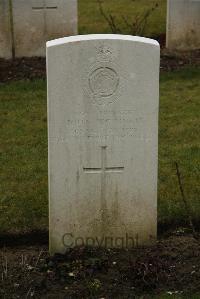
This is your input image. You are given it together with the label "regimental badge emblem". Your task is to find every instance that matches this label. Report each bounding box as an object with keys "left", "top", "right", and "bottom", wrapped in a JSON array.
[{"left": 82, "top": 45, "right": 123, "bottom": 106}]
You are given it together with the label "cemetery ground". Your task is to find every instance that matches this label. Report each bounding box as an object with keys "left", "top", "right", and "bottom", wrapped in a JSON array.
[
  {"left": 1, "top": 65, "right": 199, "bottom": 233},
  {"left": 0, "top": 62, "right": 200, "bottom": 299},
  {"left": 0, "top": 1, "right": 200, "bottom": 298}
]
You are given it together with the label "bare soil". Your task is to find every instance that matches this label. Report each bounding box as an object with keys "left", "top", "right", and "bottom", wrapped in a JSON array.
[{"left": 0, "top": 233, "right": 200, "bottom": 298}]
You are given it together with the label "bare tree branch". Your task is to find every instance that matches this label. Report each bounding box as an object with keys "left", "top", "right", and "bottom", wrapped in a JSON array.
[
  {"left": 97, "top": 0, "right": 159, "bottom": 36},
  {"left": 175, "top": 162, "right": 198, "bottom": 239}
]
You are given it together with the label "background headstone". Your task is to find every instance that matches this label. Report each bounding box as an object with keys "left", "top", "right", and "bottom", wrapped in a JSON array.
[
  {"left": 47, "top": 35, "right": 160, "bottom": 254},
  {"left": 0, "top": 0, "right": 12, "bottom": 59},
  {"left": 167, "top": 0, "right": 200, "bottom": 50},
  {"left": 0, "top": 0, "right": 78, "bottom": 58}
]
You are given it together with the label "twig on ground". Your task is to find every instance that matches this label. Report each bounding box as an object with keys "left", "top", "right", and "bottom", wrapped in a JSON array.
[
  {"left": 175, "top": 162, "right": 198, "bottom": 239},
  {"left": 34, "top": 249, "right": 44, "bottom": 268}
]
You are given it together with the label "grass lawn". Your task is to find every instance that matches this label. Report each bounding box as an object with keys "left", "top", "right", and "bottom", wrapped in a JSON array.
[
  {"left": 79, "top": 0, "right": 167, "bottom": 36},
  {"left": 0, "top": 67, "right": 199, "bottom": 233}
]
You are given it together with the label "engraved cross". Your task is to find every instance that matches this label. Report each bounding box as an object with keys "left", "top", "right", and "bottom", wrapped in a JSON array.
[
  {"left": 32, "top": 0, "right": 57, "bottom": 10},
  {"left": 83, "top": 146, "right": 124, "bottom": 227},
  {"left": 32, "top": 1, "right": 57, "bottom": 36},
  {"left": 83, "top": 146, "right": 124, "bottom": 175}
]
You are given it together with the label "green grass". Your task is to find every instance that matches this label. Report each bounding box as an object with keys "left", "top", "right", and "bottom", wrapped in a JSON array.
[
  {"left": 79, "top": 0, "right": 167, "bottom": 36},
  {"left": 0, "top": 1, "right": 199, "bottom": 232},
  {"left": 159, "top": 68, "right": 200, "bottom": 227},
  {"left": 0, "top": 80, "right": 48, "bottom": 231},
  {"left": 0, "top": 68, "right": 199, "bottom": 232}
]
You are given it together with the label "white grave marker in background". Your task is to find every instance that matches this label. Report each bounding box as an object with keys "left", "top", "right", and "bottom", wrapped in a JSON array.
[
  {"left": 47, "top": 35, "right": 160, "bottom": 254},
  {"left": 167, "top": 0, "right": 200, "bottom": 50},
  {"left": 0, "top": 1, "right": 12, "bottom": 59},
  {"left": 0, "top": 0, "right": 78, "bottom": 58}
]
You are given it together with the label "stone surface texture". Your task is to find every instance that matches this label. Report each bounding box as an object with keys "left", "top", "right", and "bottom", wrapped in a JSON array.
[
  {"left": 0, "top": 0, "right": 12, "bottom": 58},
  {"left": 47, "top": 34, "right": 160, "bottom": 254},
  {"left": 167, "top": 0, "right": 200, "bottom": 50},
  {"left": 0, "top": 0, "right": 77, "bottom": 58}
]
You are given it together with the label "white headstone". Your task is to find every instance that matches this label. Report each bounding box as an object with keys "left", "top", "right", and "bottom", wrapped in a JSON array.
[
  {"left": 0, "top": 0, "right": 78, "bottom": 58},
  {"left": 167, "top": 0, "right": 200, "bottom": 50},
  {"left": 47, "top": 34, "right": 160, "bottom": 254},
  {"left": 0, "top": 0, "right": 12, "bottom": 59}
]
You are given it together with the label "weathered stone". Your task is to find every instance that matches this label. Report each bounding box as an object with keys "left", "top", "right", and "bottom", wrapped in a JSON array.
[
  {"left": 0, "top": 0, "right": 12, "bottom": 59},
  {"left": 167, "top": 0, "right": 200, "bottom": 50},
  {"left": 0, "top": 0, "right": 78, "bottom": 58},
  {"left": 47, "top": 35, "right": 160, "bottom": 254}
]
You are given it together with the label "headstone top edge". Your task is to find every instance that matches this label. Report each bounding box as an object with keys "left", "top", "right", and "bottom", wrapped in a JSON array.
[{"left": 46, "top": 34, "right": 160, "bottom": 48}]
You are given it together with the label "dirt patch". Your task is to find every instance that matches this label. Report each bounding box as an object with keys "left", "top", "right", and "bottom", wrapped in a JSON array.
[
  {"left": 0, "top": 230, "right": 48, "bottom": 248},
  {"left": 153, "top": 33, "right": 166, "bottom": 49},
  {"left": 0, "top": 57, "right": 46, "bottom": 83},
  {"left": 0, "top": 49, "right": 199, "bottom": 83},
  {"left": 0, "top": 234, "right": 200, "bottom": 298},
  {"left": 161, "top": 49, "right": 200, "bottom": 72}
]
